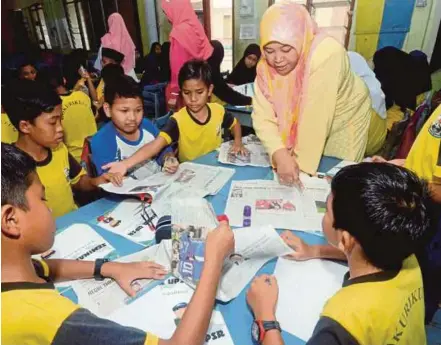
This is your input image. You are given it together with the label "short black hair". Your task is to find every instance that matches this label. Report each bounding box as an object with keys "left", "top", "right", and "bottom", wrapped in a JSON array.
[
  {"left": 1, "top": 143, "right": 37, "bottom": 210},
  {"left": 104, "top": 75, "right": 142, "bottom": 105},
  {"left": 331, "top": 163, "right": 434, "bottom": 270},
  {"left": 18, "top": 61, "right": 36, "bottom": 73},
  {"left": 3, "top": 80, "right": 62, "bottom": 131},
  {"left": 101, "top": 63, "right": 124, "bottom": 85},
  {"left": 178, "top": 59, "right": 212, "bottom": 89}
]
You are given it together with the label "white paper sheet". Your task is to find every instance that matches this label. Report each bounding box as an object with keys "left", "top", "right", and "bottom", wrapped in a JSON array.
[
  {"left": 232, "top": 83, "right": 255, "bottom": 98},
  {"left": 274, "top": 258, "right": 347, "bottom": 341},
  {"left": 216, "top": 225, "right": 293, "bottom": 301},
  {"left": 45, "top": 223, "right": 118, "bottom": 261},
  {"left": 93, "top": 198, "right": 157, "bottom": 246},
  {"left": 107, "top": 278, "right": 234, "bottom": 345},
  {"left": 218, "top": 135, "right": 270, "bottom": 167},
  {"left": 73, "top": 241, "right": 173, "bottom": 317},
  {"left": 171, "top": 198, "right": 218, "bottom": 228},
  {"left": 100, "top": 173, "right": 175, "bottom": 195},
  {"left": 224, "top": 180, "right": 329, "bottom": 231}
]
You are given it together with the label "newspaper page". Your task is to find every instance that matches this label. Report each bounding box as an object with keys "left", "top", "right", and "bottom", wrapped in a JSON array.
[
  {"left": 108, "top": 277, "right": 234, "bottom": 345},
  {"left": 41, "top": 223, "right": 118, "bottom": 261},
  {"left": 218, "top": 135, "right": 270, "bottom": 167},
  {"left": 72, "top": 240, "right": 173, "bottom": 317},
  {"left": 216, "top": 225, "right": 293, "bottom": 301},
  {"left": 100, "top": 173, "right": 175, "bottom": 195},
  {"left": 232, "top": 83, "right": 255, "bottom": 97},
  {"left": 224, "top": 180, "right": 330, "bottom": 231},
  {"left": 93, "top": 198, "right": 159, "bottom": 246}
]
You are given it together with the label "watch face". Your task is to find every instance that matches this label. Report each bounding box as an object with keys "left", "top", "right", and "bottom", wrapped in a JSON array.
[{"left": 251, "top": 322, "right": 260, "bottom": 343}]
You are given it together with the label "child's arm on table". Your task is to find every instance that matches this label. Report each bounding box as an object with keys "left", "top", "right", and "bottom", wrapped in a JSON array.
[
  {"left": 73, "top": 172, "right": 123, "bottom": 191},
  {"left": 102, "top": 136, "right": 169, "bottom": 176},
  {"left": 229, "top": 119, "right": 248, "bottom": 156},
  {"left": 281, "top": 231, "right": 346, "bottom": 261},
  {"left": 160, "top": 220, "right": 234, "bottom": 345},
  {"left": 45, "top": 259, "right": 167, "bottom": 296}
]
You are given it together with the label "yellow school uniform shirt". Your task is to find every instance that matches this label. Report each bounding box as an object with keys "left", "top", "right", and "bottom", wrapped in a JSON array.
[
  {"left": 97, "top": 79, "right": 105, "bottom": 101},
  {"left": 1, "top": 113, "right": 18, "bottom": 144},
  {"left": 252, "top": 37, "right": 386, "bottom": 174},
  {"left": 1, "top": 260, "right": 159, "bottom": 345},
  {"left": 36, "top": 144, "right": 86, "bottom": 218},
  {"left": 405, "top": 105, "right": 441, "bottom": 182},
  {"left": 61, "top": 91, "right": 97, "bottom": 162},
  {"left": 159, "top": 103, "right": 237, "bottom": 162},
  {"left": 317, "top": 255, "right": 425, "bottom": 345}
]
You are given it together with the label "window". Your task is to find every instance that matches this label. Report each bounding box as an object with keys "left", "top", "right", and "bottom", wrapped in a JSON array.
[
  {"left": 27, "top": 4, "right": 52, "bottom": 50},
  {"left": 210, "top": 0, "right": 233, "bottom": 72},
  {"left": 272, "top": 0, "right": 354, "bottom": 47},
  {"left": 63, "top": 0, "right": 90, "bottom": 50}
]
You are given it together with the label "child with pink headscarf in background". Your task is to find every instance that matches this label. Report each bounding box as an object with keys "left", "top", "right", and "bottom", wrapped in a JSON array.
[
  {"left": 94, "top": 13, "right": 139, "bottom": 82},
  {"left": 161, "top": 0, "right": 213, "bottom": 110}
]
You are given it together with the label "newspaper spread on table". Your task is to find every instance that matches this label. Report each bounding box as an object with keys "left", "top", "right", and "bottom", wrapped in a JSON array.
[
  {"left": 41, "top": 223, "right": 119, "bottom": 261},
  {"left": 218, "top": 135, "right": 270, "bottom": 167},
  {"left": 224, "top": 178, "right": 330, "bottom": 232},
  {"left": 107, "top": 277, "right": 234, "bottom": 345},
  {"left": 170, "top": 198, "right": 293, "bottom": 301},
  {"left": 232, "top": 83, "right": 255, "bottom": 98},
  {"left": 92, "top": 198, "right": 158, "bottom": 246},
  {"left": 100, "top": 162, "right": 234, "bottom": 199},
  {"left": 72, "top": 240, "right": 172, "bottom": 317}
]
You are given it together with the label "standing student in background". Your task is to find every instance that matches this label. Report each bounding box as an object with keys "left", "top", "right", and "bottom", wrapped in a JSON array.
[
  {"left": 140, "top": 42, "right": 165, "bottom": 86},
  {"left": 161, "top": 0, "right": 213, "bottom": 111},
  {"left": 48, "top": 71, "right": 97, "bottom": 163},
  {"left": 208, "top": 40, "right": 252, "bottom": 106},
  {"left": 94, "top": 13, "right": 138, "bottom": 81},
  {"left": 252, "top": 3, "right": 386, "bottom": 185},
  {"left": 226, "top": 44, "right": 261, "bottom": 86},
  {"left": 18, "top": 61, "right": 38, "bottom": 81}
]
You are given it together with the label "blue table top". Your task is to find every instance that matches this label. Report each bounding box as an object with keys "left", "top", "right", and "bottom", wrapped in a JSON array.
[{"left": 57, "top": 151, "right": 342, "bottom": 345}]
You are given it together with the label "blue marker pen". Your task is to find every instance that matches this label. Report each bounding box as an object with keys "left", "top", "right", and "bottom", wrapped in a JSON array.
[{"left": 243, "top": 205, "right": 252, "bottom": 227}]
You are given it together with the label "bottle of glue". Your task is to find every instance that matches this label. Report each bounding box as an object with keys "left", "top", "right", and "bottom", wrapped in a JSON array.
[{"left": 243, "top": 205, "right": 252, "bottom": 227}]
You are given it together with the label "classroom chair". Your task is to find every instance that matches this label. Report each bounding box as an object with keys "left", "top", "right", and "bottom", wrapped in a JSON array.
[
  {"left": 142, "top": 82, "right": 167, "bottom": 120},
  {"left": 153, "top": 110, "right": 173, "bottom": 130}
]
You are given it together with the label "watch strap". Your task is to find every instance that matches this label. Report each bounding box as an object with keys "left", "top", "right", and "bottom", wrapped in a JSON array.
[
  {"left": 94, "top": 258, "right": 110, "bottom": 281},
  {"left": 258, "top": 320, "right": 281, "bottom": 343}
]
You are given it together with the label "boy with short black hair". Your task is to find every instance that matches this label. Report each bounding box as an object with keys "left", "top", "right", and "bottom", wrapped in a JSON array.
[
  {"left": 1, "top": 143, "right": 234, "bottom": 345},
  {"left": 91, "top": 75, "right": 175, "bottom": 179},
  {"left": 49, "top": 71, "right": 97, "bottom": 162},
  {"left": 18, "top": 61, "right": 38, "bottom": 81},
  {"left": 247, "top": 163, "right": 433, "bottom": 345},
  {"left": 102, "top": 59, "right": 247, "bottom": 176},
  {"left": 5, "top": 80, "right": 121, "bottom": 218}
]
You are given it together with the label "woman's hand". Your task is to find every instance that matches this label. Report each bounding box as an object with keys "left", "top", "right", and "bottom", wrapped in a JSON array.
[
  {"left": 103, "top": 261, "right": 168, "bottom": 297},
  {"left": 272, "top": 148, "right": 301, "bottom": 186}
]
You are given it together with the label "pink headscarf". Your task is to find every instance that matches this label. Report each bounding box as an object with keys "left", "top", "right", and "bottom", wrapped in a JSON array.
[
  {"left": 161, "top": 0, "right": 213, "bottom": 60},
  {"left": 256, "top": 3, "right": 327, "bottom": 149},
  {"left": 101, "top": 13, "right": 136, "bottom": 74}
]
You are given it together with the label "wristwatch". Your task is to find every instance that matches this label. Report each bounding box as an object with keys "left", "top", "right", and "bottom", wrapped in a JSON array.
[
  {"left": 94, "top": 258, "right": 110, "bottom": 281},
  {"left": 251, "top": 320, "right": 281, "bottom": 344}
]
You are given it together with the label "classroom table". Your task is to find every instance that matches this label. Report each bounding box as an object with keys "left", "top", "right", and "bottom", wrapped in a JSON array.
[{"left": 57, "top": 151, "right": 343, "bottom": 345}]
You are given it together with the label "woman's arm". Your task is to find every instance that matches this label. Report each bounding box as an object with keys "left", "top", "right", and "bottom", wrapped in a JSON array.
[{"left": 251, "top": 83, "right": 285, "bottom": 158}]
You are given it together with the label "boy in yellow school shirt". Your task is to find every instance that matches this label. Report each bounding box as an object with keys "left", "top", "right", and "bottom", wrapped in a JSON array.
[
  {"left": 1, "top": 143, "right": 234, "bottom": 345},
  {"left": 4, "top": 80, "right": 121, "bottom": 218},
  {"left": 49, "top": 72, "right": 97, "bottom": 163},
  {"left": 247, "top": 164, "right": 433, "bottom": 345},
  {"left": 102, "top": 59, "right": 247, "bottom": 176},
  {"left": 1, "top": 109, "right": 18, "bottom": 144}
]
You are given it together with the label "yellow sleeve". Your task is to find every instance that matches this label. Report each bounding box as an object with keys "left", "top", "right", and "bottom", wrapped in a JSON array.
[
  {"left": 294, "top": 43, "right": 343, "bottom": 174},
  {"left": 159, "top": 132, "right": 172, "bottom": 145},
  {"left": 145, "top": 334, "right": 159, "bottom": 345},
  {"left": 251, "top": 82, "right": 285, "bottom": 158}
]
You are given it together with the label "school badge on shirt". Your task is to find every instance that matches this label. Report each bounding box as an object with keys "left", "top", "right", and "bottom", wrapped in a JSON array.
[{"left": 429, "top": 115, "right": 441, "bottom": 139}]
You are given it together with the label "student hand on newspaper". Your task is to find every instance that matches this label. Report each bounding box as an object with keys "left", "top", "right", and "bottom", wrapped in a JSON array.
[
  {"left": 229, "top": 142, "right": 249, "bottom": 157},
  {"left": 163, "top": 155, "right": 179, "bottom": 174},
  {"left": 273, "top": 148, "right": 302, "bottom": 187},
  {"left": 280, "top": 231, "right": 315, "bottom": 261},
  {"left": 204, "top": 220, "right": 234, "bottom": 264},
  {"left": 102, "top": 161, "right": 128, "bottom": 177},
  {"left": 247, "top": 275, "right": 279, "bottom": 320},
  {"left": 103, "top": 261, "right": 168, "bottom": 297},
  {"left": 95, "top": 172, "right": 124, "bottom": 187}
]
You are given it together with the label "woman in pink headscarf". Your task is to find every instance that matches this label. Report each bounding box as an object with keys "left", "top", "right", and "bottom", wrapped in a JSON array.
[
  {"left": 252, "top": 3, "right": 386, "bottom": 185},
  {"left": 161, "top": 0, "right": 213, "bottom": 110},
  {"left": 94, "top": 12, "right": 138, "bottom": 81}
]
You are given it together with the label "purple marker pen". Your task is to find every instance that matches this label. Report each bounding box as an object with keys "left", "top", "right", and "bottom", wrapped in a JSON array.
[{"left": 243, "top": 205, "right": 252, "bottom": 227}]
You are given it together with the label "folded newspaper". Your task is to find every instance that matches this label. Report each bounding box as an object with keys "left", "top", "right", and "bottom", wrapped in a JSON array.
[
  {"left": 170, "top": 198, "right": 293, "bottom": 301},
  {"left": 232, "top": 83, "right": 255, "bottom": 98},
  {"left": 218, "top": 135, "right": 270, "bottom": 167}
]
